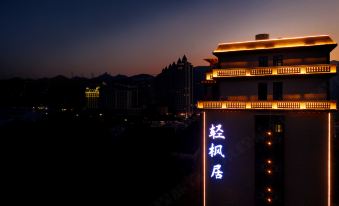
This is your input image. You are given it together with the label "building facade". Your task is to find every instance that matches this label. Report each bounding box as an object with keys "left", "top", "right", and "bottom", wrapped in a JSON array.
[
  {"left": 100, "top": 83, "right": 138, "bottom": 111},
  {"left": 85, "top": 86, "right": 100, "bottom": 109},
  {"left": 155, "top": 55, "right": 194, "bottom": 116},
  {"left": 199, "top": 34, "right": 337, "bottom": 206}
]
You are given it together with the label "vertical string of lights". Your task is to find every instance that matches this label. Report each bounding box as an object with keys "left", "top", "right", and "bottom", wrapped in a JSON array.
[{"left": 265, "top": 130, "right": 273, "bottom": 204}]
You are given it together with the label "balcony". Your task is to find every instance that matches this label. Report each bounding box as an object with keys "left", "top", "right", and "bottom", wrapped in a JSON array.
[
  {"left": 205, "top": 64, "right": 336, "bottom": 80},
  {"left": 197, "top": 100, "right": 336, "bottom": 110}
]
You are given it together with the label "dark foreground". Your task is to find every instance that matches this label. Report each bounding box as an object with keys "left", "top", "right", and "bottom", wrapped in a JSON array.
[
  {"left": 2, "top": 109, "right": 339, "bottom": 205},
  {"left": 2, "top": 110, "right": 201, "bottom": 205}
]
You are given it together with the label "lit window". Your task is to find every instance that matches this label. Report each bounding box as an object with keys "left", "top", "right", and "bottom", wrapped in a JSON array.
[{"left": 275, "top": 124, "right": 283, "bottom": 133}]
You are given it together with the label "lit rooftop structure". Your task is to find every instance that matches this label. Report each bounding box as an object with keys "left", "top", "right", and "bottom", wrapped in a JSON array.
[{"left": 213, "top": 35, "right": 337, "bottom": 53}]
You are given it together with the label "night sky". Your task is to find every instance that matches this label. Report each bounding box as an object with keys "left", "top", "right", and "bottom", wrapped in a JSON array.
[{"left": 1, "top": 0, "right": 339, "bottom": 78}]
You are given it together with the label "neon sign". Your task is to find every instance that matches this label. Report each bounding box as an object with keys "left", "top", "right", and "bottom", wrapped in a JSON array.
[
  {"left": 209, "top": 124, "right": 225, "bottom": 139},
  {"left": 211, "top": 164, "right": 223, "bottom": 179},
  {"left": 209, "top": 143, "right": 225, "bottom": 158},
  {"left": 208, "top": 123, "right": 225, "bottom": 180}
]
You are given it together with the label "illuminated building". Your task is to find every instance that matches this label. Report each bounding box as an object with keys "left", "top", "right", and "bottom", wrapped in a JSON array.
[
  {"left": 155, "top": 55, "right": 193, "bottom": 115},
  {"left": 85, "top": 86, "right": 100, "bottom": 109},
  {"left": 199, "top": 34, "right": 337, "bottom": 206}
]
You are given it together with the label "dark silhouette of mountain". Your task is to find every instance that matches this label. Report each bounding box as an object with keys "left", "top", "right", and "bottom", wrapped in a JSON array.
[
  {"left": 113, "top": 74, "right": 128, "bottom": 80},
  {"left": 92, "top": 72, "right": 115, "bottom": 82},
  {"left": 71, "top": 76, "right": 88, "bottom": 81},
  {"left": 7, "top": 77, "right": 24, "bottom": 81},
  {"left": 51, "top": 75, "right": 68, "bottom": 80},
  {"left": 92, "top": 73, "right": 129, "bottom": 83},
  {"left": 130, "top": 74, "right": 154, "bottom": 81}
]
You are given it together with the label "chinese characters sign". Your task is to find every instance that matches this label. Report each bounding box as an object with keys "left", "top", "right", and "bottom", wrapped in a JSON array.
[{"left": 208, "top": 124, "right": 225, "bottom": 180}]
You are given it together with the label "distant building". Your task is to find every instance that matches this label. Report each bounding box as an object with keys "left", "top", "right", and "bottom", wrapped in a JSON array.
[
  {"left": 199, "top": 34, "right": 337, "bottom": 206},
  {"left": 85, "top": 86, "right": 100, "bottom": 109},
  {"left": 155, "top": 55, "right": 193, "bottom": 116},
  {"left": 85, "top": 73, "right": 154, "bottom": 114},
  {"left": 101, "top": 83, "right": 139, "bottom": 112}
]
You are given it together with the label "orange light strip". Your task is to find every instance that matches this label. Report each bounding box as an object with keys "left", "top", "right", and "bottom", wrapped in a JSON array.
[
  {"left": 217, "top": 35, "right": 330, "bottom": 45},
  {"left": 328, "top": 112, "right": 331, "bottom": 206},
  {"left": 203, "top": 111, "right": 206, "bottom": 206},
  {"left": 197, "top": 101, "right": 337, "bottom": 110},
  {"left": 214, "top": 43, "right": 336, "bottom": 53},
  {"left": 207, "top": 64, "right": 336, "bottom": 80},
  {"left": 213, "top": 35, "right": 336, "bottom": 53}
]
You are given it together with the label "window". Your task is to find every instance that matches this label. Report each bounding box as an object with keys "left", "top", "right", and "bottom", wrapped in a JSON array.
[
  {"left": 275, "top": 123, "right": 283, "bottom": 133},
  {"left": 258, "top": 83, "right": 267, "bottom": 100},
  {"left": 273, "top": 55, "right": 283, "bottom": 66},
  {"left": 273, "top": 82, "right": 283, "bottom": 100},
  {"left": 258, "top": 56, "right": 268, "bottom": 67}
]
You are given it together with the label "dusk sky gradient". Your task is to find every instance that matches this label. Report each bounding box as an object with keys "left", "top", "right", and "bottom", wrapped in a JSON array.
[{"left": 1, "top": 0, "right": 339, "bottom": 78}]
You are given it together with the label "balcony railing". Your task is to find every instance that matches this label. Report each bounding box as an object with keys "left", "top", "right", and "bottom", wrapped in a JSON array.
[
  {"left": 206, "top": 64, "right": 336, "bottom": 80},
  {"left": 250, "top": 68, "right": 272, "bottom": 75},
  {"left": 217, "top": 69, "right": 247, "bottom": 76},
  {"left": 197, "top": 100, "right": 337, "bottom": 110}
]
